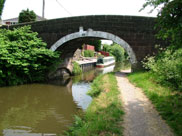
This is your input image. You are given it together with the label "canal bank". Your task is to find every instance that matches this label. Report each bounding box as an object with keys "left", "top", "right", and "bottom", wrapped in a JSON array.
[
  {"left": 0, "top": 68, "right": 96, "bottom": 136},
  {"left": 0, "top": 63, "right": 123, "bottom": 136},
  {"left": 65, "top": 73, "right": 124, "bottom": 136},
  {"left": 65, "top": 68, "right": 176, "bottom": 136},
  {"left": 75, "top": 58, "right": 97, "bottom": 72}
]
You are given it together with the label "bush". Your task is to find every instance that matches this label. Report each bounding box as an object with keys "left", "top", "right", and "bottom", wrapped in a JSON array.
[
  {"left": 0, "top": 26, "right": 60, "bottom": 86},
  {"left": 18, "top": 9, "right": 36, "bottom": 23},
  {"left": 141, "top": 0, "right": 182, "bottom": 91},
  {"left": 103, "top": 43, "right": 125, "bottom": 62},
  {"left": 83, "top": 50, "right": 94, "bottom": 57},
  {"left": 86, "top": 40, "right": 101, "bottom": 51},
  {"left": 72, "top": 61, "right": 82, "bottom": 75},
  {"left": 143, "top": 47, "right": 182, "bottom": 90},
  {"left": 110, "top": 43, "right": 125, "bottom": 62}
]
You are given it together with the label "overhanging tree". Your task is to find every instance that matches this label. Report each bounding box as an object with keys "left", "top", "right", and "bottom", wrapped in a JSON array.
[
  {"left": 0, "top": 26, "right": 60, "bottom": 86},
  {"left": 142, "top": 0, "right": 182, "bottom": 49},
  {"left": 142, "top": 0, "right": 182, "bottom": 90}
]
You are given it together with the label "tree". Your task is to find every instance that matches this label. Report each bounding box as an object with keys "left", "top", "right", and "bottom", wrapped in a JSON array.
[
  {"left": 0, "top": 26, "right": 60, "bottom": 86},
  {"left": 141, "top": 0, "right": 170, "bottom": 12},
  {"left": 0, "top": 0, "right": 6, "bottom": 19},
  {"left": 103, "top": 44, "right": 112, "bottom": 52},
  {"left": 86, "top": 40, "right": 102, "bottom": 51},
  {"left": 103, "top": 43, "right": 125, "bottom": 62},
  {"left": 157, "top": 0, "right": 182, "bottom": 49},
  {"left": 142, "top": 0, "right": 182, "bottom": 90},
  {"left": 141, "top": 0, "right": 182, "bottom": 49},
  {"left": 18, "top": 9, "right": 36, "bottom": 23}
]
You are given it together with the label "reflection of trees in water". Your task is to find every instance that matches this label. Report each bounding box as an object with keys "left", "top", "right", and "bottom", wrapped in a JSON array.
[
  {"left": 48, "top": 68, "right": 98, "bottom": 85},
  {"left": 0, "top": 84, "right": 78, "bottom": 135},
  {"left": 1, "top": 98, "right": 48, "bottom": 132},
  {"left": 72, "top": 64, "right": 127, "bottom": 84},
  {"left": 72, "top": 69, "right": 98, "bottom": 83},
  {"left": 49, "top": 62, "right": 130, "bottom": 86}
]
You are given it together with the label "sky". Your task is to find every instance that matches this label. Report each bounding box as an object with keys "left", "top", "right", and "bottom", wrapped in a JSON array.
[{"left": 2, "top": 0, "right": 158, "bottom": 20}]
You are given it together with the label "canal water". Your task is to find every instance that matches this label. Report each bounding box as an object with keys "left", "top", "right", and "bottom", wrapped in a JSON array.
[{"left": 0, "top": 63, "right": 125, "bottom": 136}]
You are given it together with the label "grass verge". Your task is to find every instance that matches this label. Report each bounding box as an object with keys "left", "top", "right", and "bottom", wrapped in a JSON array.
[
  {"left": 65, "top": 73, "right": 124, "bottom": 136},
  {"left": 128, "top": 71, "right": 182, "bottom": 136}
]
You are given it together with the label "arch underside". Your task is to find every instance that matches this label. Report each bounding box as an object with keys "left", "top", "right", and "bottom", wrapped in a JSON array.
[
  {"left": 50, "top": 29, "right": 137, "bottom": 65},
  {"left": 58, "top": 67, "right": 72, "bottom": 76}
]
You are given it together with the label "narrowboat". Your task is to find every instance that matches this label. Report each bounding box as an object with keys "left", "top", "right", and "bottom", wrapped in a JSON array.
[{"left": 96, "top": 56, "right": 115, "bottom": 68}]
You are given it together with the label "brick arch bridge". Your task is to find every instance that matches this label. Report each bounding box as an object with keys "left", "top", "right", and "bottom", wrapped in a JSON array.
[{"left": 10, "top": 15, "right": 163, "bottom": 74}]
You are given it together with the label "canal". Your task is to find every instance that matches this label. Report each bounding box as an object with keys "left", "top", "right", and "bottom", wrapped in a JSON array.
[{"left": 0, "top": 63, "right": 125, "bottom": 136}]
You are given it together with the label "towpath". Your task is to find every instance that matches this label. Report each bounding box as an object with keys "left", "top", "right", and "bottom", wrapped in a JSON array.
[{"left": 115, "top": 71, "right": 174, "bottom": 136}]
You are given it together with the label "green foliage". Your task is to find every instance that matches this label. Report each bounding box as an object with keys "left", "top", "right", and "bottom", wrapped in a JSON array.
[
  {"left": 110, "top": 43, "right": 125, "bottom": 62},
  {"left": 86, "top": 40, "right": 102, "bottom": 51},
  {"left": 141, "top": 0, "right": 182, "bottom": 90},
  {"left": 66, "top": 73, "right": 124, "bottom": 136},
  {"left": 141, "top": 0, "right": 170, "bottom": 13},
  {"left": 18, "top": 9, "right": 36, "bottom": 23},
  {"left": 72, "top": 61, "right": 82, "bottom": 75},
  {"left": 143, "top": 47, "right": 182, "bottom": 90},
  {"left": 142, "top": 0, "right": 182, "bottom": 49},
  {"left": 103, "top": 43, "right": 125, "bottom": 62},
  {"left": 0, "top": 0, "right": 5, "bottom": 19},
  {"left": 83, "top": 50, "right": 94, "bottom": 57},
  {"left": 0, "top": 26, "right": 60, "bottom": 86},
  {"left": 87, "top": 74, "right": 104, "bottom": 97},
  {"left": 156, "top": 0, "right": 182, "bottom": 49},
  {"left": 128, "top": 72, "right": 182, "bottom": 136},
  {"left": 103, "top": 44, "right": 112, "bottom": 52}
]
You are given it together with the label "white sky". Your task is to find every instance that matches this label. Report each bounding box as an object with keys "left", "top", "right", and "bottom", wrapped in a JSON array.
[
  {"left": 2, "top": 0, "right": 158, "bottom": 20},
  {"left": 102, "top": 40, "right": 113, "bottom": 45}
]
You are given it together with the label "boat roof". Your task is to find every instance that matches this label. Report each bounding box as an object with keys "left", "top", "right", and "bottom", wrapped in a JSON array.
[
  {"left": 102, "top": 56, "right": 115, "bottom": 59},
  {"left": 97, "top": 56, "right": 115, "bottom": 60}
]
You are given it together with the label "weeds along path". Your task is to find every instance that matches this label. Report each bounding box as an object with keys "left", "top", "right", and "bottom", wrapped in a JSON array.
[{"left": 115, "top": 71, "right": 173, "bottom": 136}]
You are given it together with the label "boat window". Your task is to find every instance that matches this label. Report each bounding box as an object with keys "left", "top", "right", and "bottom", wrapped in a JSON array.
[{"left": 97, "top": 58, "right": 103, "bottom": 64}]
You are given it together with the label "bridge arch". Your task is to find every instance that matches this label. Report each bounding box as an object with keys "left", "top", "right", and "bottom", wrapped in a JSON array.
[
  {"left": 50, "top": 27, "right": 138, "bottom": 70},
  {"left": 48, "top": 67, "right": 72, "bottom": 79}
]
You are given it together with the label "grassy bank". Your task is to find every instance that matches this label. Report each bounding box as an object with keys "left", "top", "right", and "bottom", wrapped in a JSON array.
[
  {"left": 128, "top": 72, "right": 182, "bottom": 136},
  {"left": 72, "top": 61, "right": 82, "bottom": 75},
  {"left": 65, "top": 73, "right": 124, "bottom": 136}
]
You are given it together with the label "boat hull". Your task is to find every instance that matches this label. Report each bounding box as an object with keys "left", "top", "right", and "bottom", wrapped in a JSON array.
[{"left": 96, "top": 62, "right": 115, "bottom": 68}]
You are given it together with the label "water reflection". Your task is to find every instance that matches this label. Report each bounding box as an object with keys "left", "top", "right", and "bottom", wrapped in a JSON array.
[
  {"left": 0, "top": 84, "right": 78, "bottom": 135},
  {"left": 0, "top": 64, "right": 123, "bottom": 136},
  {"left": 96, "top": 65, "right": 115, "bottom": 74}
]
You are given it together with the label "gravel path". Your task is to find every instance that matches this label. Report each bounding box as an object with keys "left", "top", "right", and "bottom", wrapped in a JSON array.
[{"left": 115, "top": 71, "right": 174, "bottom": 136}]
